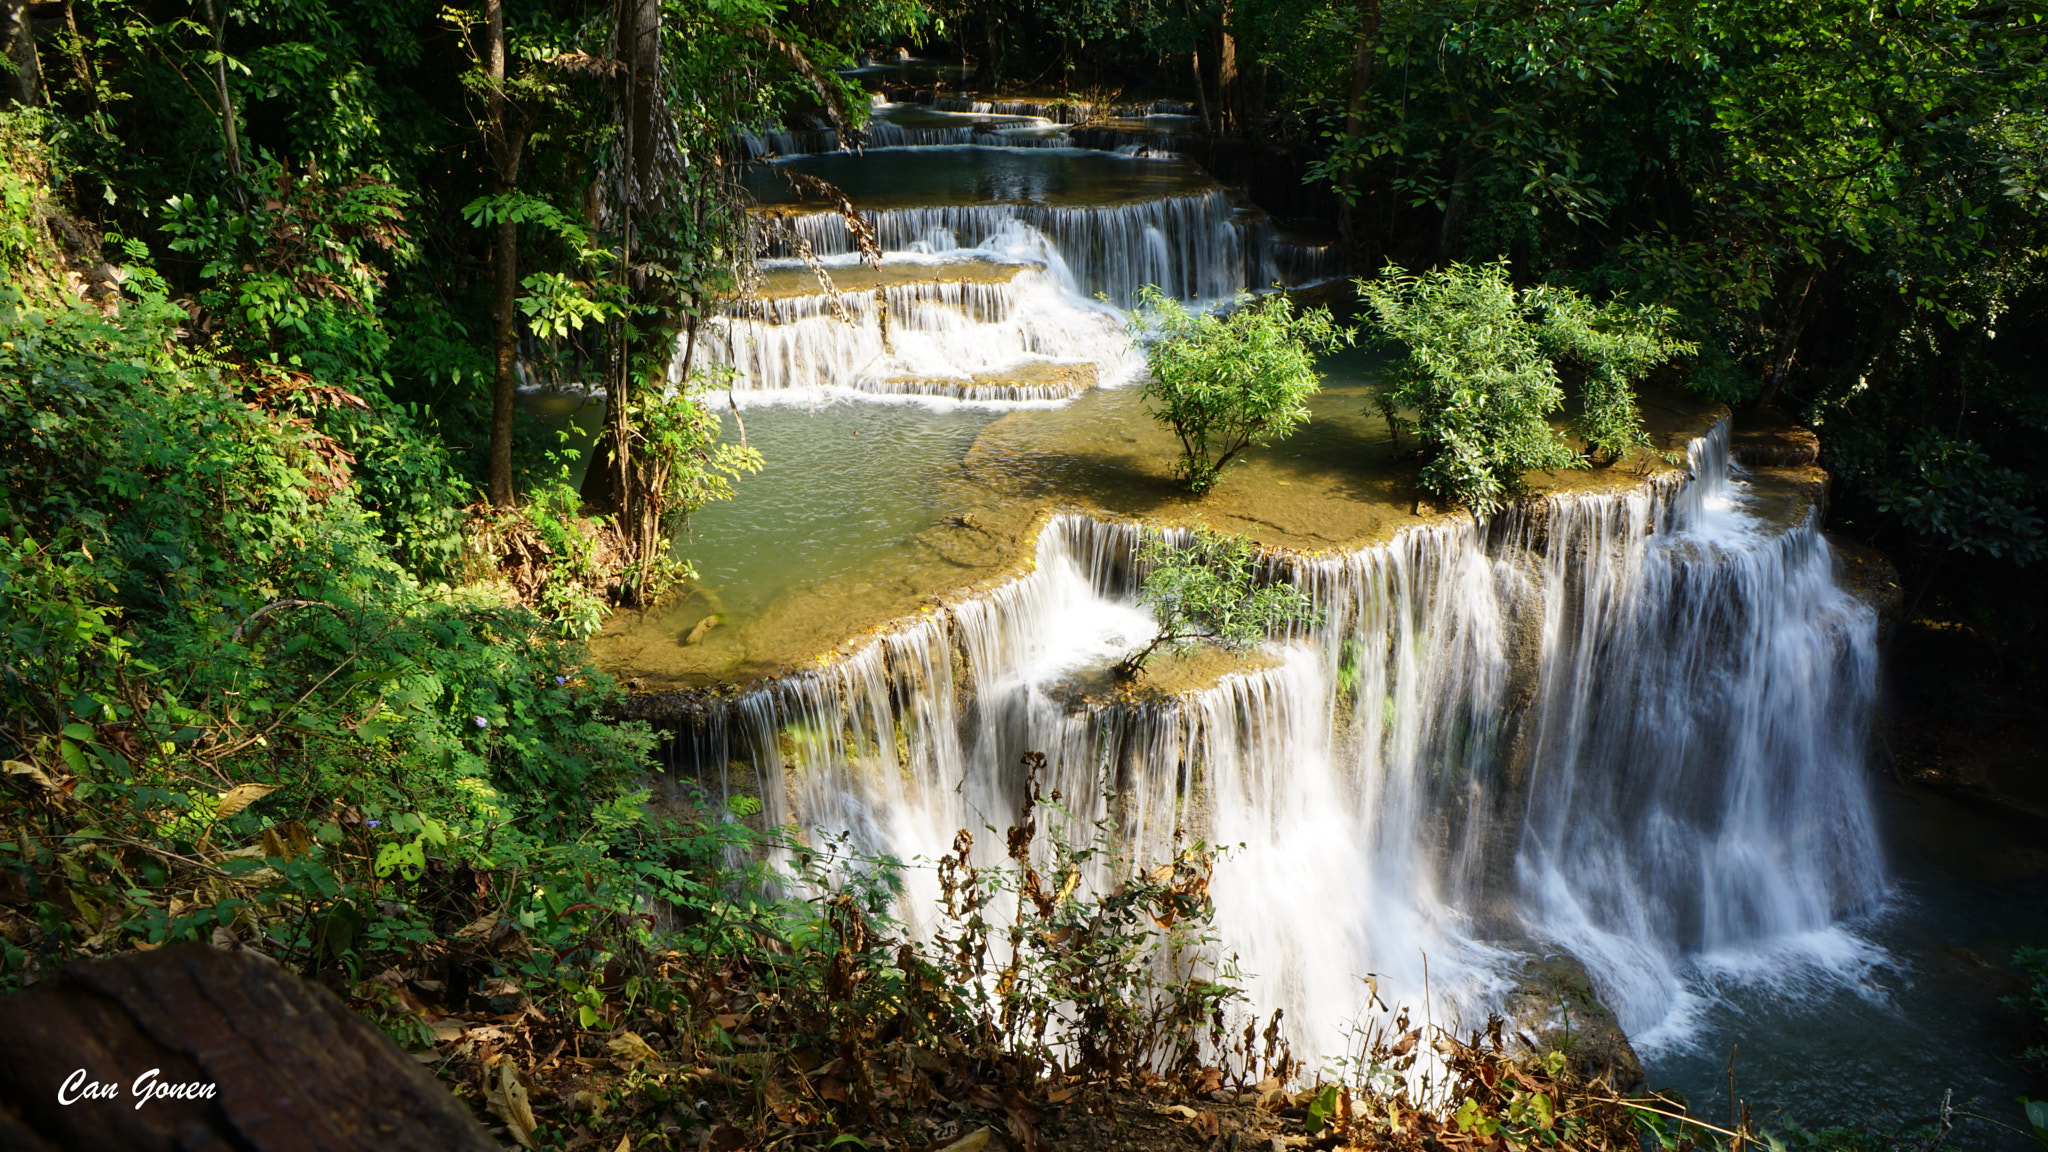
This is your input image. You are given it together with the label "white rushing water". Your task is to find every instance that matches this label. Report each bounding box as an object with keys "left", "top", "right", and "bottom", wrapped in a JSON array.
[
  {"left": 757, "top": 187, "right": 1251, "bottom": 304},
  {"left": 697, "top": 177, "right": 1327, "bottom": 397},
  {"left": 694, "top": 229, "right": 1145, "bottom": 399},
  {"left": 663, "top": 423, "right": 1886, "bottom": 1067}
]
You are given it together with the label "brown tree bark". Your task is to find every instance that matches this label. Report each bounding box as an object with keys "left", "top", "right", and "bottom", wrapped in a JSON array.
[
  {"left": 1, "top": 0, "right": 39, "bottom": 107},
  {"left": 580, "top": 0, "right": 667, "bottom": 603},
  {"left": 0, "top": 945, "right": 497, "bottom": 1151},
  {"left": 484, "top": 0, "right": 526, "bottom": 509},
  {"left": 1755, "top": 265, "right": 1827, "bottom": 411},
  {"left": 1338, "top": 0, "right": 1382, "bottom": 246},
  {"left": 197, "top": 0, "right": 241, "bottom": 179},
  {"left": 1217, "top": 0, "right": 1239, "bottom": 134}
]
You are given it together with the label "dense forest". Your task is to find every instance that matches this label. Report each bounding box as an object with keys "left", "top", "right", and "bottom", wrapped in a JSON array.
[{"left": 2, "top": 0, "right": 2046, "bottom": 1148}]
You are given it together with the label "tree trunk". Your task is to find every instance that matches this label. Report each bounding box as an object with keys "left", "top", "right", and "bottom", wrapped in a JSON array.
[
  {"left": 1337, "top": 0, "right": 1381, "bottom": 246},
  {"left": 582, "top": 0, "right": 666, "bottom": 604},
  {"left": 484, "top": 0, "right": 523, "bottom": 509},
  {"left": 62, "top": 1, "right": 107, "bottom": 133},
  {"left": 198, "top": 0, "right": 241, "bottom": 179},
  {"left": 1, "top": 0, "right": 40, "bottom": 107},
  {"left": 0, "top": 945, "right": 498, "bottom": 1151},
  {"left": 1436, "top": 152, "right": 1470, "bottom": 264},
  {"left": 1755, "top": 265, "right": 1826, "bottom": 411},
  {"left": 1217, "top": 0, "right": 1239, "bottom": 134},
  {"left": 488, "top": 213, "right": 519, "bottom": 508}
]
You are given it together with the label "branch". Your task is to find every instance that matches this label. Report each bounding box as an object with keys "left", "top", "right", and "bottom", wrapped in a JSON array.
[{"left": 229, "top": 599, "right": 334, "bottom": 645}]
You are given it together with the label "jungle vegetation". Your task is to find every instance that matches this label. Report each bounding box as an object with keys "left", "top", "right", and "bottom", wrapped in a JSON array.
[{"left": 1, "top": 0, "right": 2045, "bottom": 1148}]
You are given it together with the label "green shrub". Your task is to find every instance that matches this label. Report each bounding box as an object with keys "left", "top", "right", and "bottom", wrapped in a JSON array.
[
  {"left": 1115, "top": 527, "right": 1318, "bottom": 680},
  {"left": 1358, "top": 261, "right": 1693, "bottom": 515},
  {"left": 1130, "top": 285, "right": 1351, "bottom": 495}
]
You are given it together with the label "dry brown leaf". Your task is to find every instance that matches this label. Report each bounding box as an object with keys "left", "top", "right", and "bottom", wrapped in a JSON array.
[
  {"left": 612, "top": 1136, "right": 631, "bottom": 1152},
  {"left": 454, "top": 912, "right": 499, "bottom": 939},
  {"left": 606, "top": 1031, "right": 660, "bottom": 1066},
  {"left": 486, "top": 1060, "right": 538, "bottom": 1149},
  {"left": 4, "top": 759, "right": 55, "bottom": 789},
  {"left": 937, "top": 1127, "right": 991, "bottom": 1152},
  {"left": 1165, "top": 1105, "right": 1200, "bottom": 1120},
  {"left": 428, "top": 1019, "right": 467, "bottom": 1043},
  {"left": 216, "top": 783, "right": 279, "bottom": 818}
]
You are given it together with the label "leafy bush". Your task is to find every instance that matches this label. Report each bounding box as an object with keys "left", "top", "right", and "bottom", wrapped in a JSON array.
[
  {"left": 0, "top": 239, "right": 653, "bottom": 991},
  {"left": 1114, "top": 527, "right": 1318, "bottom": 680},
  {"left": 1358, "top": 261, "right": 1694, "bottom": 515},
  {"left": 1129, "top": 285, "right": 1351, "bottom": 495}
]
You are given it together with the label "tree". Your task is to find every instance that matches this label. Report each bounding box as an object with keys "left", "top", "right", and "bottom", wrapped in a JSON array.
[
  {"left": 1358, "top": 261, "right": 1691, "bottom": 516},
  {"left": 1114, "top": 528, "right": 1318, "bottom": 681},
  {"left": 1131, "top": 284, "right": 1350, "bottom": 495}
]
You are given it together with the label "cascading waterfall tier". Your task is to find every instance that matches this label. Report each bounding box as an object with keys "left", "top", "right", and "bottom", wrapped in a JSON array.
[
  {"left": 756, "top": 189, "right": 1250, "bottom": 304},
  {"left": 655, "top": 419, "right": 1884, "bottom": 1066},
  {"left": 738, "top": 117, "right": 1071, "bottom": 159},
  {"left": 693, "top": 247, "right": 1144, "bottom": 399}
]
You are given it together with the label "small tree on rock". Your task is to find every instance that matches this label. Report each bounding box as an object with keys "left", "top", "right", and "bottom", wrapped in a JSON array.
[
  {"left": 1359, "top": 261, "right": 1693, "bottom": 516},
  {"left": 1114, "top": 528, "right": 1319, "bottom": 681},
  {"left": 1131, "top": 285, "right": 1351, "bottom": 495}
]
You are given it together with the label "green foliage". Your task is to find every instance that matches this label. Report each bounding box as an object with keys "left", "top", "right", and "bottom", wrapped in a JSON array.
[
  {"left": 0, "top": 234, "right": 653, "bottom": 990},
  {"left": 1116, "top": 527, "right": 1319, "bottom": 680},
  {"left": 0, "top": 110, "right": 48, "bottom": 278},
  {"left": 2014, "top": 947, "right": 2048, "bottom": 1065},
  {"left": 1526, "top": 283, "right": 1695, "bottom": 463},
  {"left": 1358, "top": 261, "right": 1690, "bottom": 515},
  {"left": 1868, "top": 434, "right": 2045, "bottom": 565},
  {"left": 1130, "top": 284, "right": 1351, "bottom": 495}
]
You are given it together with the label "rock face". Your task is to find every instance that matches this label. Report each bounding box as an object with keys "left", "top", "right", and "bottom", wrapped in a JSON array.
[
  {"left": 1498, "top": 947, "right": 1645, "bottom": 1091},
  {"left": 0, "top": 944, "right": 497, "bottom": 1151}
]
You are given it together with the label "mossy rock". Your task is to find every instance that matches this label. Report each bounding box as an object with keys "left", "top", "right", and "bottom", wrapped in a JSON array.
[{"left": 1497, "top": 945, "right": 1645, "bottom": 1091}]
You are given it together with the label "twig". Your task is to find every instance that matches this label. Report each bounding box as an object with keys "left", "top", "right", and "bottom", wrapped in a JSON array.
[
  {"left": 229, "top": 598, "right": 334, "bottom": 644},
  {"left": 1579, "top": 1095, "right": 1744, "bottom": 1140},
  {"left": 54, "top": 833, "right": 237, "bottom": 880}
]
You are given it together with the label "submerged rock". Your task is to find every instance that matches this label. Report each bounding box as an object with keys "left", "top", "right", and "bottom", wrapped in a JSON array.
[{"left": 1498, "top": 947, "right": 1645, "bottom": 1091}]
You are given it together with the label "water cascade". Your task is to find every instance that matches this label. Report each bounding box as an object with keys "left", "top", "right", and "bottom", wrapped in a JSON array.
[
  {"left": 662, "top": 424, "right": 1885, "bottom": 1064},
  {"left": 757, "top": 189, "right": 1250, "bottom": 304},
  {"left": 695, "top": 235, "right": 1144, "bottom": 399}
]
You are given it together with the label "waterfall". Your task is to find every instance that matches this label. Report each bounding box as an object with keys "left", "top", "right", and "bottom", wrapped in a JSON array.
[
  {"left": 757, "top": 190, "right": 1250, "bottom": 304},
  {"left": 738, "top": 119, "right": 1071, "bottom": 159},
  {"left": 694, "top": 258, "right": 1144, "bottom": 399},
  {"left": 659, "top": 420, "right": 1885, "bottom": 1065}
]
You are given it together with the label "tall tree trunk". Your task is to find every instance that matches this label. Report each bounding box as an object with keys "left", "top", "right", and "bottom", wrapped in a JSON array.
[
  {"left": 1755, "top": 266, "right": 1826, "bottom": 411},
  {"left": 581, "top": 0, "right": 666, "bottom": 603},
  {"left": 1338, "top": 0, "right": 1381, "bottom": 246},
  {"left": 1217, "top": 1, "right": 1239, "bottom": 134},
  {"left": 484, "top": 0, "right": 525, "bottom": 509},
  {"left": 62, "top": 1, "right": 106, "bottom": 133},
  {"left": 1, "top": 0, "right": 40, "bottom": 107},
  {"left": 198, "top": 0, "right": 241, "bottom": 179}
]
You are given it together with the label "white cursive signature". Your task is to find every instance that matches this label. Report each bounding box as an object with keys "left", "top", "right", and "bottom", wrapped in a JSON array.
[{"left": 58, "top": 1068, "right": 217, "bottom": 1109}]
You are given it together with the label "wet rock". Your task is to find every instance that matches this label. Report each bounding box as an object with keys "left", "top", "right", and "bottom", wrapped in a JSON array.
[
  {"left": 1731, "top": 416, "right": 1820, "bottom": 468},
  {"left": 1498, "top": 946, "right": 1644, "bottom": 1091}
]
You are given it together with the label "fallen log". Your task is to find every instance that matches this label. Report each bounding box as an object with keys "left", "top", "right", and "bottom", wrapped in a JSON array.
[{"left": 0, "top": 944, "right": 498, "bottom": 1151}]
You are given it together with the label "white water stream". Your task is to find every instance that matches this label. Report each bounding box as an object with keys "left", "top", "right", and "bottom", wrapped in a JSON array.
[
  {"left": 663, "top": 122, "right": 1887, "bottom": 1072},
  {"left": 667, "top": 425, "right": 1884, "bottom": 1065}
]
